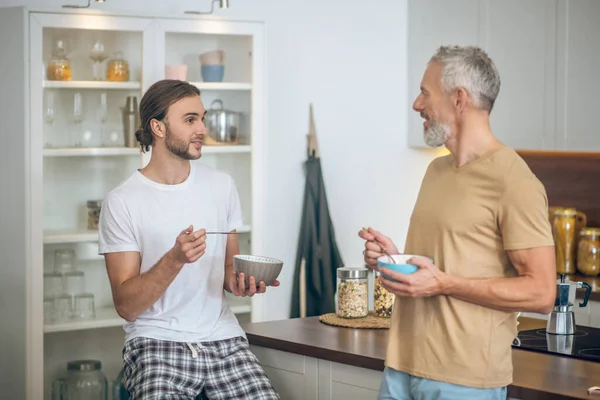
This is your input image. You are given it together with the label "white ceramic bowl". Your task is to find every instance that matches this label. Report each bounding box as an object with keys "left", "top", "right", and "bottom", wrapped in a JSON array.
[{"left": 233, "top": 255, "right": 283, "bottom": 287}]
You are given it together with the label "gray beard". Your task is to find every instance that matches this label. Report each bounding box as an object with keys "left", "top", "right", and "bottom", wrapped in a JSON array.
[{"left": 423, "top": 120, "right": 452, "bottom": 147}]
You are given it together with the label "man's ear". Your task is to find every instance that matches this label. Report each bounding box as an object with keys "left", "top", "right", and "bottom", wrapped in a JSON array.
[
  {"left": 454, "top": 87, "right": 469, "bottom": 113},
  {"left": 150, "top": 119, "right": 165, "bottom": 139}
]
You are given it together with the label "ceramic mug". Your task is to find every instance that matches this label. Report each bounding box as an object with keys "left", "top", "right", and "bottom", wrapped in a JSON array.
[{"left": 165, "top": 64, "right": 188, "bottom": 81}]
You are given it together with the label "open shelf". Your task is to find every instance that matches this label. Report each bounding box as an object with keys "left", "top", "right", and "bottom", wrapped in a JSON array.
[
  {"left": 43, "top": 80, "right": 141, "bottom": 90},
  {"left": 43, "top": 145, "right": 250, "bottom": 157},
  {"left": 44, "top": 303, "right": 250, "bottom": 334},
  {"left": 203, "top": 145, "right": 251, "bottom": 154},
  {"left": 44, "top": 307, "right": 124, "bottom": 333},
  {"left": 43, "top": 147, "right": 141, "bottom": 157},
  {"left": 44, "top": 226, "right": 251, "bottom": 245},
  {"left": 44, "top": 230, "right": 98, "bottom": 244},
  {"left": 190, "top": 82, "right": 252, "bottom": 91}
]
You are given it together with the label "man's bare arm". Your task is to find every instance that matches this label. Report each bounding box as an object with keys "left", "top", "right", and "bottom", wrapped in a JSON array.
[
  {"left": 442, "top": 246, "right": 556, "bottom": 313},
  {"left": 223, "top": 230, "right": 240, "bottom": 293},
  {"left": 105, "top": 227, "right": 207, "bottom": 321}
]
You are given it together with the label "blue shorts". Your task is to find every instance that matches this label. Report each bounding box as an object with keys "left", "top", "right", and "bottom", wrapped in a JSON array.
[{"left": 378, "top": 367, "right": 507, "bottom": 400}]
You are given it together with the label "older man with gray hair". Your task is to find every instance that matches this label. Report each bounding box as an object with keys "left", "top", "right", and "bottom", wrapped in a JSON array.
[{"left": 359, "top": 45, "right": 556, "bottom": 399}]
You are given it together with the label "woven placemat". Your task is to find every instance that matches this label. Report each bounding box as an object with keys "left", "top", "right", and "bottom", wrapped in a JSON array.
[{"left": 319, "top": 312, "right": 390, "bottom": 329}]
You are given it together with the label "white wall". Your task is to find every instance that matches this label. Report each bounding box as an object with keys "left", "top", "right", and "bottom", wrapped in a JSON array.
[{"left": 1, "top": 0, "right": 441, "bottom": 321}]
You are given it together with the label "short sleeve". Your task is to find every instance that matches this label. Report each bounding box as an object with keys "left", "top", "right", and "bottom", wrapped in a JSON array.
[
  {"left": 226, "top": 175, "right": 244, "bottom": 232},
  {"left": 498, "top": 178, "right": 555, "bottom": 250},
  {"left": 98, "top": 192, "right": 139, "bottom": 255}
]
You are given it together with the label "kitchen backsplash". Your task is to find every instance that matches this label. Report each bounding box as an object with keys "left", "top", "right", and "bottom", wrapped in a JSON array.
[{"left": 518, "top": 150, "right": 600, "bottom": 227}]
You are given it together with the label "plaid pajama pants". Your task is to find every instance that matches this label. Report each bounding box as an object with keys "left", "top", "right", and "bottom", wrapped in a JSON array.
[{"left": 122, "top": 335, "right": 280, "bottom": 400}]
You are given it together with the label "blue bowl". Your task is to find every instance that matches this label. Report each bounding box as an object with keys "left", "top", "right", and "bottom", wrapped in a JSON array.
[
  {"left": 376, "top": 254, "right": 431, "bottom": 282},
  {"left": 201, "top": 64, "right": 224, "bottom": 82}
]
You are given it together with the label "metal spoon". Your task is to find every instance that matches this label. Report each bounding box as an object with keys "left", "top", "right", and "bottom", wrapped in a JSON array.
[{"left": 362, "top": 227, "right": 395, "bottom": 263}]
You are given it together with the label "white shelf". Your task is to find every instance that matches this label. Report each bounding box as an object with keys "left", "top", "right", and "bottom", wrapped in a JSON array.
[
  {"left": 44, "top": 230, "right": 98, "bottom": 244},
  {"left": 44, "top": 303, "right": 251, "bottom": 334},
  {"left": 44, "top": 307, "right": 124, "bottom": 333},
  {"left": 44, "top": 226, "right": 251, "bottom": 245},
  {"left": 43, "top": 146, "right": 250, "bottom": 156},
  {"left": 43, "top": 80, "right": 141, "bottom": 90},
  {"left": 190, "top": 82, "right": 252, "bottom": 91},
  {"left": 44, "top": 147, "right": 141, "bottom": 157},
  {"left": 203, "top": 145, "right": 251, "bottom": 154}
]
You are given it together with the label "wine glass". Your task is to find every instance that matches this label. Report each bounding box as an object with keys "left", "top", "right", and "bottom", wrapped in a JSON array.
[
  {"left": 98, "top": 93, "right": 109, "bottom": 146},
  {"left": 90, "top": 40, "right": 108, "bottom": 81},
  {"left": 44, "top": 91, "right": 56, "bottom": 124},
  {"left": 98, "top": 92, "right": 108, "bottom": 124},
  {"left": 73, "top": 92, "right": 83, "bottom": 124},
  {"left": 72, "top": 92, "right": 83, "bottom": 147},
  {"left": 44, "top": 91, "right": 56, "bottom": 148}
]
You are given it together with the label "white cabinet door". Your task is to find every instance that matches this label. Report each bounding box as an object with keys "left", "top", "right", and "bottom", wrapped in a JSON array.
[
  {"left": 250, "top": 346, "right": 383, "bottom": 400},
  {"left": 322, "top": 361, "right": 382, "bottom": 400},
  {"left": 557, "top": 0, "right": 600, "bottom": 151},
  {"left": 407, "top": 0, "right": 556, "bottom": 151},
  {"left": 407, "top": 0, "right": 481, "bottom": 148},
  {"left": 484, "top": 0, "right": 557, "bottom": 151},
  {"left": 250, "top": 346, "right": 318, "bottom": 400}
]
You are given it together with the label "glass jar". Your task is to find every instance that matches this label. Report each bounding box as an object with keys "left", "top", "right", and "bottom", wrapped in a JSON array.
[
  {"left": 552, "top": 208, "right": 581, "bottom": 274},
  {"left": 87, "top": 200, "right": 102, "bottom": 230},
  {"left": 373, "top": 270, "right": 395, "bottom": 318},
  {"left": 336, "top": 267, "right": 368, "bottom": 318},
  {"left": 54, "top": 249, "right": 75, "bottom": 273},
  {"left": 106, "top": 51, "right": 129, "bottom": 82},
  {"left": 577, "top": 228, "right": 600, "bottom": 276},
  {"left": 65, "top": 360, "right": 108, "bottom": 400},
  {"left": 47, "top": 40, "right": 72, "bottom": 81}
]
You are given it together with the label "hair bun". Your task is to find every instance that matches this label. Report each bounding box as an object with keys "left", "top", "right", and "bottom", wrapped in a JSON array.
[{"left": 134, "top": 127, "right": 144, "bottom": 143}]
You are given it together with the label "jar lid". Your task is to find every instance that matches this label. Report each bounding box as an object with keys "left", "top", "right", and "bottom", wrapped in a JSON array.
[
  {"left": 67, "top": 360, "right": 102, "bottom": 372},
  {"left": 87, "top": 200, "right": 102, "bottom": 208},
  {"left": 553, "top": 207, "right": 577, "bottom": 216},
  {"left": 337, "top": 267, "right": 368, "bottom": 279},
  {"left": 580, "top": 228, "right": 600, "bottom": 237}
]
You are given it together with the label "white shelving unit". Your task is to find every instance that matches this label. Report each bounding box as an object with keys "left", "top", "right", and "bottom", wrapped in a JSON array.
[
  {"left": 43, "top": 147, "right": 142, "bottom": 157},
  {"left": 190, "top": 82, "right": 252, "bottom": 91},
  {"left": 42, "top": 80, "right": 141, "bottom": 90},
  {"left": 44, "top": 307, "right": 124, "bottom": 334},
  {"left": 43, "top": 145, "right": 251, "bottom": 157},
  {"left": 43, "top": 230, "right": 100, "bottom": 244},
  {"left": 0, "top": 7, "right": 266, "bottom": 399}
]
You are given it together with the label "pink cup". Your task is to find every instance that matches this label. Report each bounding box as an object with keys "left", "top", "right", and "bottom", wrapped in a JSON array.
[{"left": 165, "top": 64, "right": 188, "bottom": 81}]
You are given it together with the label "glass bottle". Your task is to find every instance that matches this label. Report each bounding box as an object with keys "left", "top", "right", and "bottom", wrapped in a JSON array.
[
  {"left": 577, "top": 228, "right": 600, "bottom": 276},
  {"left": 47, "top": 40, "right": 72, "bottom": 81},
  {"left": 106, "top": 51, "right": 130, "bottom": 82},
  {"left": 336, "top": 267, "right": 368, "bottom": 318}
]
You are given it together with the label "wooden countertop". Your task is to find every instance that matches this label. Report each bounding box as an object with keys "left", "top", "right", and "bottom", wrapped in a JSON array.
[{"left": 243, "top": 316, "right": 600, "bottom": 400}]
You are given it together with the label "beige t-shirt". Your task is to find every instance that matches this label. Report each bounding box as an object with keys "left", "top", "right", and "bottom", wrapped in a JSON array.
[{"left": 385, "top": 146, "right": 554, "bottom": 388}]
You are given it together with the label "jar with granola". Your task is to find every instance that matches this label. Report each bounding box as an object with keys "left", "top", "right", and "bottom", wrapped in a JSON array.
[
  {"left": 577, "top": 228, "right": 600, "bottom": 276},
  {"left": 336, "top": 267, "right": 368, "bottom": 318},
  {"left": 373, "top": 270, "right": 395, "bottom": 318}
]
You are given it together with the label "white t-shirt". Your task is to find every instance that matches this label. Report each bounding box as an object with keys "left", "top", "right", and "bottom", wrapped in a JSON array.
[{"left": 98, "top": 161, "right": 246, "bottom": 343}]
